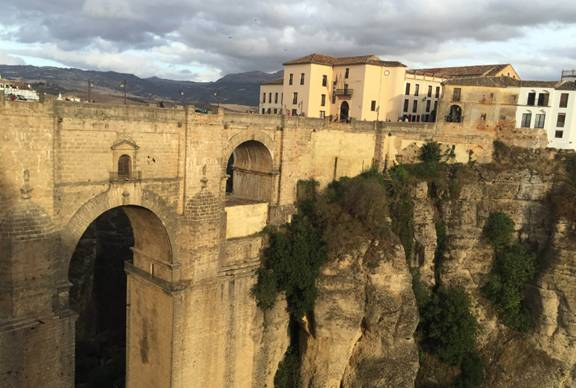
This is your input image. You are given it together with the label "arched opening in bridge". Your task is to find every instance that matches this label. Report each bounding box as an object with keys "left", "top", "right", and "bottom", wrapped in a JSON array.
[
  {"left": 225, "top": 140, "right": 274, "bottom": 204},
  {"left": 68, "top": 205, "right": 172, "bottom": 388}
]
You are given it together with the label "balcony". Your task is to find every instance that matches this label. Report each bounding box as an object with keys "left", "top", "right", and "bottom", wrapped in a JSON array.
[
  {"left": 334, "top": 88, "right": 353, "bottom": 97},
  {"left": 110, "top": 170, "right": 142, "bottom": 182}
]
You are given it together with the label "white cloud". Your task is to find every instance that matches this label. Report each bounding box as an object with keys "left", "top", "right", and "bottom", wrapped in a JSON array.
[
  {"left": 0, "top": 0, "right": 575, "bottom": 80},
  {"left": 0, "top": 50, "right": 25, "bottom": 65}
]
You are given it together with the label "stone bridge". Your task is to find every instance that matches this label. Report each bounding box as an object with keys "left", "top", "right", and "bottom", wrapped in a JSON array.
[{"left": 0, "top": 96, "right": 492, "bottom": 388}]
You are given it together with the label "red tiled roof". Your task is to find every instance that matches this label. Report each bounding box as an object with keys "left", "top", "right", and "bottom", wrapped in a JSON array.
[
  {"left": 283, "top": 53, "right": 405, "bottom": 67},
  {"left": 408, "top": 64, "right": 514, "bottom": 79},
  {"left": 444, "top": 76, "right": 561, "bottom": 89}
]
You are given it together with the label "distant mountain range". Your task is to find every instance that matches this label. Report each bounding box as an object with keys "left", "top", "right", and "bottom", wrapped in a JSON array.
[{"left": 0, "top": 65, "right": 283, "bottom": 106}]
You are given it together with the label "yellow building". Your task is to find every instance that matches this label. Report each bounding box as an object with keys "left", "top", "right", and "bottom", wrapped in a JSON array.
[
  {"left": 259, "top": 54, "right": 521, "bottom": 123},
  {"left": 401, "top": 64, "right": 520, "bottom": 122},
  {"left": 259, "top": 79, "right": 283, "bottom": 114},
  {"left": 261, "top": 53, "right": 407, "bottom": 121}
]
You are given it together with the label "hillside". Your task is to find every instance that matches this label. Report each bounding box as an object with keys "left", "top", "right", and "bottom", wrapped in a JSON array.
[{"left": 0, "top": 64, "right": 283, "bottom": 106}]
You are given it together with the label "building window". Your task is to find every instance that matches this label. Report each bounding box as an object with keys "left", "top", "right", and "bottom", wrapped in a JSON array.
[
  {"left": 521, "top": 112, "right": 532, "bottom": 128},
  {"left": 555, "top": 130, "right": 564, "bottom": 138},
  {"left": 321, "top": 94, "right": 326, "bottom": 107},
  {"left": 291, "top": 108, "right": 297, "bottom": 116},
  {"left": 345, "top": 68, "right": 349, "bottom": 79},
  {"left": 300, "top": 73, "right": 305, "bottom": 85},
  {"left": 275, "top": 93, "right": 278, "bottom": 104},
  {"left": 535, "top": 113, "right": 546, "bottom": 128},
  {"left": 557, "top": 113, "right": 566, "bottom": 127},
  {"left": 452, "top": 88, "right": 461, "bottom": 102},
  {"left": 273, "top": 108, "right": 278, "bottom": 114},
  {"left": 322, "top": 75, "right": 327, "bottom": 87},
  {"left": 267, "top": 108, "right": 271, "bottom": 114},
  {"left": 268, "top": 93, "right": 272, "bottom": 103},
  {"left": 292, "top": 92, "right": 298, "bottom": 105},
  {"left": 405, "top": 83, "right": 411, "bottom": 95},
  {"left": 320, "top": 110, "right": 325, "bottom": 118},
  {"left": 261, "top": 108, "right": 265, "bottom": 114},
  {"left": 527, "top": 92, "right": 536, "bottom": 106},
  {"left": 289, "top": 73, "right": 293, "bottom": 85},
  {"left": 118, "top": 154, "right": 132, "bottom": 179},
  {"left": 433, "top": 101, "right": 438, "bottom": 112},
  {"left": 414, "top": 84, "right": 420, "bottom": 97},
  {"left": 403, "top": 99, "right": 409, "bottom": 112},
  {"left": 446, "top": 105, "right": 463, "bottom": 122},
  {"left": 262, "top": 93, "right": 266, "bottom": 103},
  {"left": 412, "top": 100, "right": 418, "bottom": 113},
  {"left": 371, "top": 100, "right": 376, "bottom": 111},
  {"left": 281, "top": 93, "right": 283, "bottom": 104},
  {"left": 427, "top": 85, "right": 432, "bottom": 98},
  {"left": 537, "top": 93, "right": 549, "bottom": 107},
  {"left": 560, "top": 93, "right": 569, "bottom": 108},
  {"left": 426, "top": 100, "right": 431, "bottom": 113},
  {"left": 435, "top": 86, "right": 440, "bottom": 98}
]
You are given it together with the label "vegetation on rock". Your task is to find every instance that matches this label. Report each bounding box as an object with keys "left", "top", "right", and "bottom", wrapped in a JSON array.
[
  {"left": 482, "top": 212, "right": 538, "bottom": 331},
  {"left": 483, "top": 212, "right": 515, "bottom": 249},
  {"left": 419, "top": 286, "right": 478, "bottom": 366}
]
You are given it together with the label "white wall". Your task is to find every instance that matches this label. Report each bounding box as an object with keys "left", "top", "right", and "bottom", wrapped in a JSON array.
[{"left": 516, "top": 87, "right": 576, "bottom": 149}]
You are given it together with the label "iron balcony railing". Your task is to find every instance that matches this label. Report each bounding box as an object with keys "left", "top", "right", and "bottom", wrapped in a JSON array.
[
  {"left": 110, "top": 170, "right": 142, "bottom": 182},
  {"left": 334, "top": 88, "right": 353, "bottom": 97}
]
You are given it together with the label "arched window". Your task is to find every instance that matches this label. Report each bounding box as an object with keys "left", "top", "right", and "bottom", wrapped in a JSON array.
[
  {"left": 118, "top": 154, "right": 131, "bottom": 179},
  {"left": 445, "top": 104, "right": 463, "bottom": 123}
]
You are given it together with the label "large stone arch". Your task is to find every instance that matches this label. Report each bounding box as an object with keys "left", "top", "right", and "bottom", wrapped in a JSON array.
[
  {"left": 60, "top": 186, "right": 176, "bottom": 273},
  {"left": 61, "top": 186, "right": 177, "bottom": 388}
]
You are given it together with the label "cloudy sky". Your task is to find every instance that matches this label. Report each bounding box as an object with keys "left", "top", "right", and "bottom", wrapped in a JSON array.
[{"left": 1, "top": 0, "right": 575, "bottom": 81}]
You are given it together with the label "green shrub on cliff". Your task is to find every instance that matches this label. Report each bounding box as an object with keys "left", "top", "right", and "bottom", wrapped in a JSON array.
[
  {"left": 483, "top": 212, "right": 515, "bottom": 249},
  {"left": 481, "top": 211, "right": 538, "bottom": 331},
  {"left": 252, "top": 213, "right": 326, "bottom": 318},
  {"left": 420, "top": 286, "right": 479, "bottom": 366},
  {"left": 419, "top": 141, "right": 442, "bottom": 163},
  {"left": 455, "top": 352, "right": 485, "bottom": 388},
  {"left": 482, "top": 242, "right": 537, "bottom": 331}
]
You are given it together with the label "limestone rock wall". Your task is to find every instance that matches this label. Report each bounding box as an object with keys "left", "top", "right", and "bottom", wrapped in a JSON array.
[
  {"left": 408, "top": 152, "right": 576, "bottom": 387},
  {"left": 300, "top": 240, "right": 419, "bottom": 388}
]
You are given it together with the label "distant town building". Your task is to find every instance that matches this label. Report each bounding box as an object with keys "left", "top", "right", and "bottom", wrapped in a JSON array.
[
  {"left": 260, "top": 53, "right": 407, "bottom": 121},
  {"left": 259, "top": 54, "right": 520, "bottom": 123},
  {"left": 403, "top": 64, "right": 520, "bottom": 123},
  {"left": 439, "top": 74, "right": 576, "bottom": 149},
  {"left": 0, "top": 75, "right": 39, "bottom": 101},
  {"left": 515, "top": 79, "right": 576, "bottom": 149},
  {"left": 259, "top": 78, "right": 283, "bottom": 115}
]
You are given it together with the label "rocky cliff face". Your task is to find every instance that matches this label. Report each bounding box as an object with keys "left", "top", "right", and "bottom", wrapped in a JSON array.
[
  {"left": 410, "top": 147, "right": 576, "bottom": 387},
  {"left": 300, "top": 240, "right": 419, "bottom": 388},
  {"left": 291, "top": 146, "right": 576, "bottom": 387}
]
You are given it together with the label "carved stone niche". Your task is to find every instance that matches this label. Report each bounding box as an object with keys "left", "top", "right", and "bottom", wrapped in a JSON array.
[{"left": 111, "top": 138, "right": 140, "bottom": 181}]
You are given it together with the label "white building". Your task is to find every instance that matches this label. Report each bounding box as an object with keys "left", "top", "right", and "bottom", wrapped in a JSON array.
[
  {"left": 0, "top": 76, "right": 40, "bottom": 101},
  {"left": 515, "top": 78, "right": 576, "bottom": 149}
]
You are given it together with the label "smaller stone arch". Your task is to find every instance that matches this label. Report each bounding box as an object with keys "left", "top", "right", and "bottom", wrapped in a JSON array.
[{"left": 226, "top": 140, "right": 275, "bottom": 202}]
